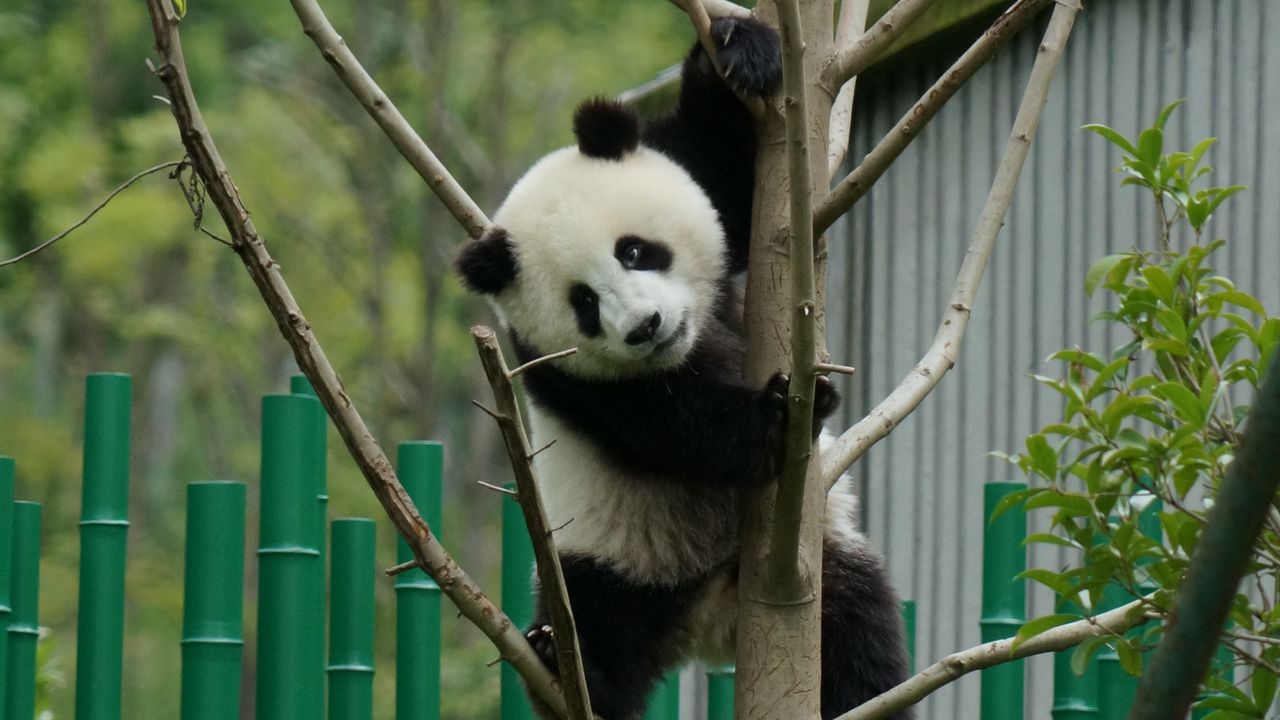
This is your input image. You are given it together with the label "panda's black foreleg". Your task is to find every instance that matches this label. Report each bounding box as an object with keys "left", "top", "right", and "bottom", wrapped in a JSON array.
[
  {"left": 525, "top": 555, "right": 695, "bottom": 720},
  {"left": 820, "top": 538, "right": 915, "bottom": 720}
]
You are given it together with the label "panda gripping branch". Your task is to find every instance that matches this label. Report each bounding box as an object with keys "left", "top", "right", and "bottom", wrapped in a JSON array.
[{"left": 455, "top": 16, "right": 912, "bottom": 720}]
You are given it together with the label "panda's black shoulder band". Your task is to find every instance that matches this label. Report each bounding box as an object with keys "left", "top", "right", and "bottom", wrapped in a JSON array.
[{"left": 573, "top": 98, "right": 641, "bottom": 160}]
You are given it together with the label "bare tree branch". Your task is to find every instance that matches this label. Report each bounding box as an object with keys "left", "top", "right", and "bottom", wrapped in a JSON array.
[
  {"left": 472, "top": 326, "right": 594, "bottom": 720},
  {"left": 823, "top": 0, "right": 944, "bottom": 92},
  {"left": 764, "top": 0, "right": 819, "bottom": 599},
  {"left": 813, "top": 0, "right": 1054, "bottom": 237},
  {"left": 826, "top": 0, "right": 871, "bottom": 177},
  {"left": 141, "top": 4, "right": 571, "bottom": 716},
  {"left": 821, "top": 0, "right": 1080, "bottom": 488},
  {"left": 665, "top": 0, "right": 752, "bottom": 20},
  {"left": 0, "top": 161, "right": 185, "bottom": 269},
  {"left": 836, "top": 595, "right": 1152, "bottom": 720},
  {"left": 285, "top": 0, "right": 490, "bottom": 238}
]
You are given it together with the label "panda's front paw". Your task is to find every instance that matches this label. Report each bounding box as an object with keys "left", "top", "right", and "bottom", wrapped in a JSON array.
[
  {"left": 812, "top": 375, "right": 841, "bottom": 437},
  {"left": 525, "top": 624, "right": 558, "bottom": 672},
  {"left": 757, "top": 372, "right": 791, "bottom": 481},
  {"left": 710, "top": 17, "right": 782, "bottom": 97}
]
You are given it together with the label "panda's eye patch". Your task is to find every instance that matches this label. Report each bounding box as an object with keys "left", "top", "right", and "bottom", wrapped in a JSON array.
[
  {"left": 615, "top": 236, "right": 672, "bottom": 272},
  {"left": 568, "top": 283, "right": 602, "bottom": 337}
]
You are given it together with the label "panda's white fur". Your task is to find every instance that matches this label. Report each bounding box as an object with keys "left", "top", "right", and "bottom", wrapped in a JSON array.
[{"left": 492, "top": 147, "right": 725, "bottom": 380}]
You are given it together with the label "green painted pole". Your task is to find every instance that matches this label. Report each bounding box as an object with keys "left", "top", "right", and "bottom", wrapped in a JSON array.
[
  {"left": 980, "top": 482, "right": 1027, "bottom": 720},
  {"left": 0, "top": 457, "right": 15, "bottom": 715},
  {"left": 902, "top": 600, "right": 916, "bottom": 674},
  {"left": 289, "top": 376, "right": 329, "bottom": 719},
  {"left": 329, "top": 518, "right": 375, "bottom": 720},
  {"left": 706, "top": 664, "right": 735, "bottom": 720},
  {"left": 256, "top": 394, "right": 326, "bottom": 720},
  {"left": 6, "top": 502, "right": 40, "bottom": 720},
  {"left": 1051, "top": 596, "right": 1099, "bottom": 720},
  {"left": 501, "top": 483, "right": 536, "bottom": 720},
  {"left": 76, "top": 373, "right": 131, "bottom": 720},
  {"left": 1097, "top": 500, "right": 1161, "bottom": 720},
  {"left": 180, "top": 482, "right": 245, "bottom": 720},
  {"left": 642, "top": 670, "right": 680, "bottom": 719},
  {"left": 395, "top": 441, "right": 443, "bottom": 720}
]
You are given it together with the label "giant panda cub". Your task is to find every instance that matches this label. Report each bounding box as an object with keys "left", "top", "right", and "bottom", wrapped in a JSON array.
[{"left": 455, "top": 16, "right": 911, "bottom": 720}]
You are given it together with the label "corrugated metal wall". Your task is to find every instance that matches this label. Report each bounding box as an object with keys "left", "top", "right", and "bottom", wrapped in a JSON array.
[{"left": 826, "top": 1, "right": 1279, "bottom": 717}]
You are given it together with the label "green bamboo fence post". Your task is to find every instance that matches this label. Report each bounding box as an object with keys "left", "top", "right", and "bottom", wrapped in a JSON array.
[
  {"left": 395, "top": 441, "right": 443, "bottom": 720},
  {"left": 6, "top": 502, "right": 40, "bottom": 720},
  {"left": 642, "top": 670, "right": 680, "bottom": 719},
  {"left": 256, "top": 394, "right": 326, "bottom": 720},
  {"left": 76, "top": 372, "right": 131, "bottom": 720},
  {"left": 1051, "top": 596, "right": 1098, "bottom": 720},
  {"left": 980, "top": 481, "right": 1027, "bottom": 720},
  {"left": 501, "top": 483, "right": 536, "bottom": 720},
  {"left": 902, "top": 600, "right": 917, "bottom": 674},
  {"left": 1096, "top": 499, "right": 1161, "bottom": 720},
  {"left": 0, "top": 457, "right": 15, "bottom": 715},
  {"left": 329, "top": 518, "right": 375, "bottom": 720},
  {"left": 289, "top": 376, "right": 329, "bottom": 719},
  {"left": 706, "top": 664, "right": 735, "bottom": 720},
  {"left": 180, "top": 482, "right": 246, "bottom": 720}
]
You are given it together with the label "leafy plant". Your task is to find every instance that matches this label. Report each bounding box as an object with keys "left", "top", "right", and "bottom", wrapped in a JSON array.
[{"left": 997, "top": 102, "right": 1280, "bottom": 716}]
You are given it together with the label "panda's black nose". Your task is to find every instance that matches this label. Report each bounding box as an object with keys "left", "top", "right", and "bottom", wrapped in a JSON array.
[{"left": 625, "top": 312, "right": 662, "bottom": 346}]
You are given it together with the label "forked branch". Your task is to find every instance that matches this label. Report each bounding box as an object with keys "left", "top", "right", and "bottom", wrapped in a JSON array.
[
  {"left": 835, "top": 595, "right": 1151, "bottom": 720},
  {"left": 821, "top": 0, "right": 1081, "bottom": 488},
  {"left": 814, "top": 0, "right": 1054, "bottom": 236},
  {"left": 827, "top": 0, "right": 871, "bottom": 177},
  {"left": 472, "top": 326, "right": 594, "bottom": 720},
  {"left": 285, "top": 0, "right": 489, "bottom": 238},
  {"left": 142, "top": 2, "right": 570, "bottom": 715},
  {"left": 823, "top": 0, "right": 944, "bottom": 93}
]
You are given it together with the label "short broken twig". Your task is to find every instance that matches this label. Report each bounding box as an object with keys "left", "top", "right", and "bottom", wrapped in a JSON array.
[{"left": 508, "top": 347, "right": 578, "bottom": 378}]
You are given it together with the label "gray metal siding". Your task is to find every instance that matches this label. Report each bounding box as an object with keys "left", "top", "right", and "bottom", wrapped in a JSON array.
[{"left": 827, "top": 1, "right": 1279, "bottom": 717}]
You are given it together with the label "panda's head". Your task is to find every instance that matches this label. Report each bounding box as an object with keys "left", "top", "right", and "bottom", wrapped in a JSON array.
[{"left": 455, "top": 99, "right": 727, "bottom": 380}]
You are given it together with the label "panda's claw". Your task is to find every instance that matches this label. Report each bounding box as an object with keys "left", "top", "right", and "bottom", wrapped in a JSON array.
[
  {"left": 710, "top": 17, "right": 782, "bottom": 97},
  {"left": 525, "top": 624, "right": 558, "bottom": 671}
]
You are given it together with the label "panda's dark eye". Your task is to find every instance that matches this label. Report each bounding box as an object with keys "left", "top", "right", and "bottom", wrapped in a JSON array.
[
  {"left": 568, "top": 283, "right": 601, "bottom": 337},
  {"left": 615, "top": 235, "right": 672, "bottom": 272}
]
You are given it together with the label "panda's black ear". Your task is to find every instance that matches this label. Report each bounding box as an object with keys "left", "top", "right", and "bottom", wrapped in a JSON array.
[
  {"left": 573, "top": 98, "right": 640, "bottom": 160},
  {"left": 455, "top": 226, "right": 517, "bottom": 295}
]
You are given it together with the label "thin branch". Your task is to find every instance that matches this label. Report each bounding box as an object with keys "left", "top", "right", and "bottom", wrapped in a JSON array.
[
  {"left": 835, "top": 596, "right": 1152, "bottom": 720},
  {"left": 384, "top": 559, "right": 419, "bottom": 577},
  {"left": 817, "top": 362, "right": 857, "bottom": 375},
  {"left": 0, "top": 161, "right": 185, "bottom": 269},
  {"left": 1132, "top": 358, "right": 1280, "bottom": 717},
  {"left": 826, "top": 0, "right": 871, "bottom": 177},
  {"left": 141, "top": 4, "right": 571, "bottom": 717},
  {"left": 285, "top": 0, "right": 489, "bottom": 238},
  {"left": 616, "top": 63, "right": 681, "bottom": 105},
  {"left": 763, "top": 0, "right": 818, "bottom": 599},
  {"left": 472, "top": 326, "right": 595, "bottom": 720},
  {"left": 821, "top": 0, "right": 1079, "bottom": 488},
  {"left": 813, "top": 0, "right": 1054, "bottom": 236},
  {"left": 665, "top": 0, "right": 751, "bottom": 20},
  {"left": 508, "top": 347, "right": 578, "bottom": 378},
  {"left": 477, "top": 480, "right": 519, "bottom": 497},
  {"left": 823, "top": 0, "right": 944, "bottom": 92}
]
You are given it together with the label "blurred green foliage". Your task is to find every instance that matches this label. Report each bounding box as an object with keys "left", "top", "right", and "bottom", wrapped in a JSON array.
[{"left": 0, "top": 1, "right": 697, "bottom": 717}]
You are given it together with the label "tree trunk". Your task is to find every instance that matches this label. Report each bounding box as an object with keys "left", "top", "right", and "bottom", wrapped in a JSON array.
[{"left": 736, "top": 1, "right": 835, "bottom": 717}]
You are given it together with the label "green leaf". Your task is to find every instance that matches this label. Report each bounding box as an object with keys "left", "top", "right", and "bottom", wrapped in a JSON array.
[
  {"left": 1020, "top": 569, "right": 1080, "bottom": 597},
  {"left": 1154, "top": 382, "right": 1208, "bottom": 426},
  {"left": 1214, "top": 290, "right": 1266, "bottom": 316},
  {"left": 1023, "top": 532, "right": 1079, "bottom": 549},
  {"left": 1011, "top": 614, "right": 1079, "bottom": 651},
  {"left": 1137, "top": 127, "right": 1164, "bottom": 168},
  {"left": 1085, "top": 254, "right": 1130, "bottom": 297},
  {"left": 172, "top": 0, "right": 187, "bottom": 16},
  {"left": 1142, "top": 265, "right": 1176, "bottom": 306},
  {"left": 1024, "top": 490, "right": 1093, "bottom": 517},
  {"left": 989, "top": 487, "right": 1040, "bottom": 521},
  {"left": 1154, "top": 98, "right": 1185, "bottom": 131},
  {"left": 1026, "top": 434, "right": 1058, "bottom": 480},
  {"left": 1116, "top": 638, "right": 1144, "bottom": 677},
  {"left": 1048, "top": 348, "right": 1107, "bottom": 372},
  {"left": 1251, "top": 666, "right": 1277, "bottom": 712},
  {"left": 1071, "top": 636, "right": 1108, "bottom": 675},
  {"left": 1082, "top": 124, "right": 1139, "bottom": 156},
  {"left": 1205, "top": 185, "right": 1247, "bottom": 218},
  {"left": 1189, "top": 136, "right": 1218, "bottom": 166}
]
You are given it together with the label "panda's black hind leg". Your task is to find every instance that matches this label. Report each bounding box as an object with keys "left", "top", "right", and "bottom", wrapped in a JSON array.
[
  {"left": 821, "top": 537, "right": 914, "bottom": 720},
  {"left": 525, "top": 555, "right": 696, "bottom": 720}
]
